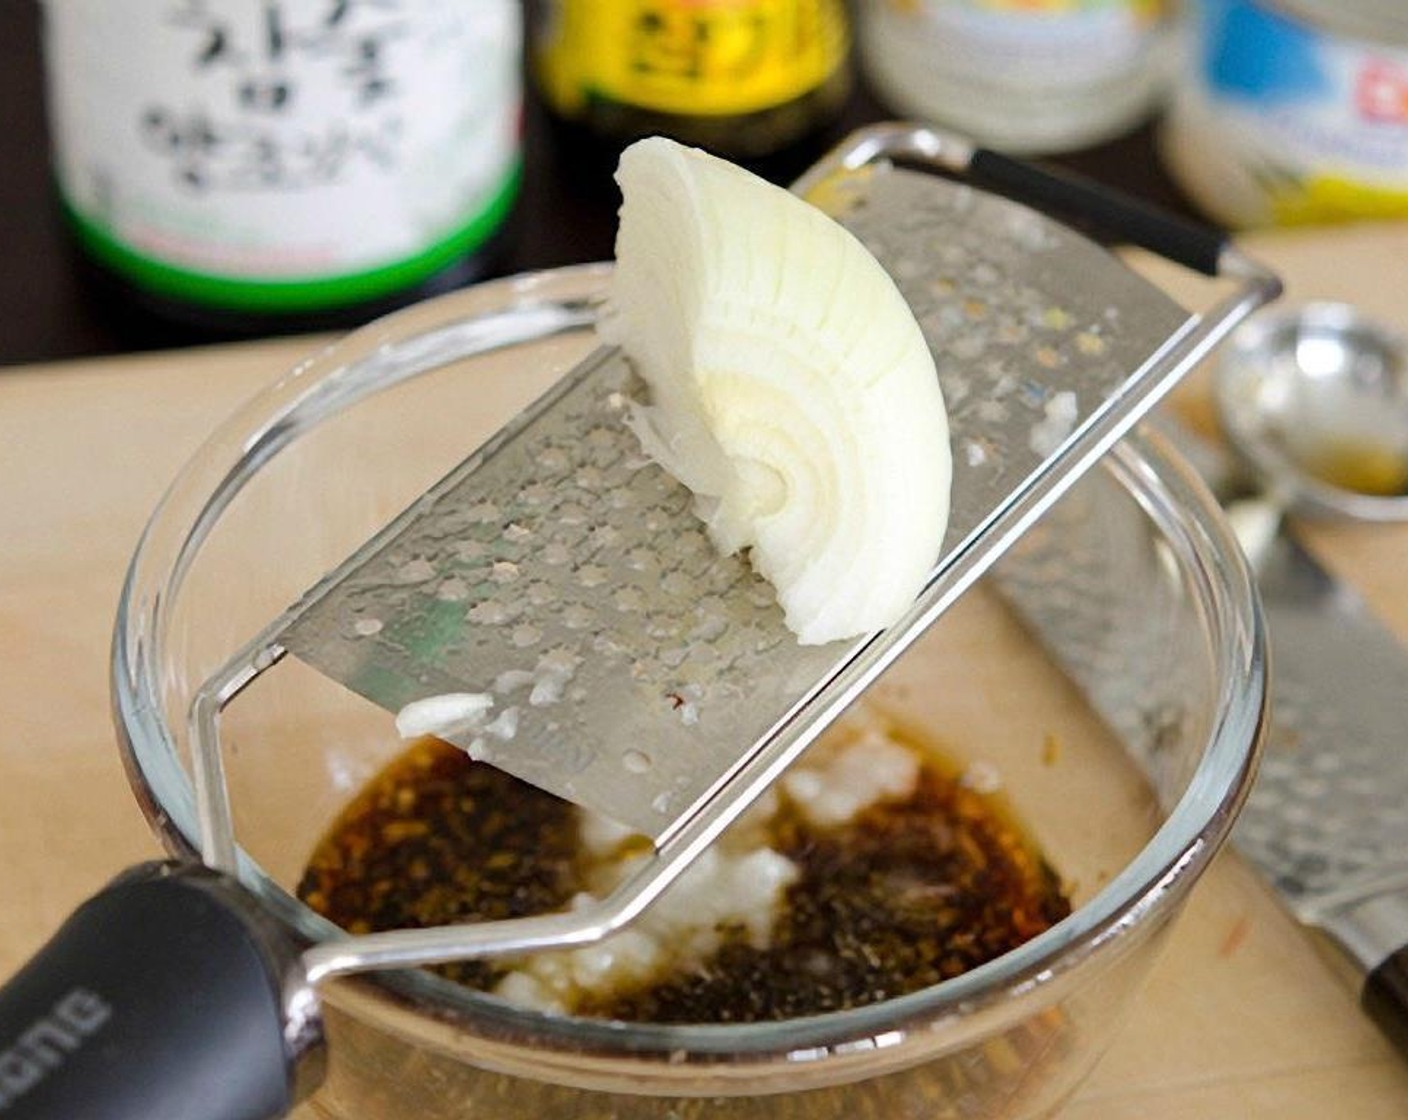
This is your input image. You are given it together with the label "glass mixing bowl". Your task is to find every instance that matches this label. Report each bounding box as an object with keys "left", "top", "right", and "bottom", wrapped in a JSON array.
[{"left": 113, "top": 264, "right": 1266, "bottom": 1120}]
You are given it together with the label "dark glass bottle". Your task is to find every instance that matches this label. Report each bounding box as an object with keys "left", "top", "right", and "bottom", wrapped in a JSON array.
[
  {"left": 531, "top": 0, "right": 852, "bottom": 161},
  {"left": 41, "top": 1, "right": 523, "bottom": 336}
]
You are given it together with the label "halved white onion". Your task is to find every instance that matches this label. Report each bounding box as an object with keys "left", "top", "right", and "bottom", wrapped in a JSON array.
[{"left": 598, "top": 137, "right": 952, "bottom": 645}]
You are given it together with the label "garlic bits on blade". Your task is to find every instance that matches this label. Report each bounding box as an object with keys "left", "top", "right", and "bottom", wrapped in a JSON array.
[{"left": 598, "top": 137, "right": 952, "bottom": 645}]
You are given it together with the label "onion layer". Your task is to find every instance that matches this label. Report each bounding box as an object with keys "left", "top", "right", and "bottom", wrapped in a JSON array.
[{"left": 598, "top": 137, "right": 951, "bottom": 645}]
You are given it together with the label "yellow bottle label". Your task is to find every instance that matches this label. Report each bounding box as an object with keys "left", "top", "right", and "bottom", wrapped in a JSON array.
[
  {"left": 1270, "top": 175, "right": 1408, "bottom": 227},
  {"left": 894, "top": 0, "right": 1161, "bottom": 15},
  {"left": 537, "top": 0, "right": 848, "bottom": 118}
]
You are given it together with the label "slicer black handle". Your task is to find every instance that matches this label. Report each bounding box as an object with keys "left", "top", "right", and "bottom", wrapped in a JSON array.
[
  {"left": 0, "top": 861, "right": 318, "bottom": 1120},
  {"left": 968, "top": 149, "right": 1229, "bottom": 277},
  {"left": 1365, "top": 946, "right": 1408, "bottom": 1058}
]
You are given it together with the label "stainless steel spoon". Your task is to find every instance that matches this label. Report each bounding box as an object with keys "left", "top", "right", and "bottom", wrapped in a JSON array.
[{"left": 1216, "top": 301, "right": 1408, "bottom": 523}]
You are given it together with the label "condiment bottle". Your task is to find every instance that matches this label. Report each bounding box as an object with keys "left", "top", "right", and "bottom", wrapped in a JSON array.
[
  {"left": 857, "top": 0, "right": 1174, "bottom": 155},
  {"left": 531, "top": 0, "right": 852, "bottom": 160},
  {"left": 41, "top": 1, "right": 523, "bottom": 334},
  {"left": 1161, "top": 0, "right": 1408, "bottom": 228}
]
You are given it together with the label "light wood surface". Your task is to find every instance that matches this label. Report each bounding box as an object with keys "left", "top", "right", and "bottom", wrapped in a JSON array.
[{"left": 4, "top": 225, "right": 1408, "bottom": 1117}]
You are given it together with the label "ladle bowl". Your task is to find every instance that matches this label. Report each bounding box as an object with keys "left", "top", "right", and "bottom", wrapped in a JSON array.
[{"left": 1216, "top": 302, "right": 1408, "bottom": 522}]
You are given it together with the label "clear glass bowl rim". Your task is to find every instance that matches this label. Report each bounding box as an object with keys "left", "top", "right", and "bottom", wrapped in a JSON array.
[{"left": 111, "top": 262, "right": 1268, "bottom": 1060}]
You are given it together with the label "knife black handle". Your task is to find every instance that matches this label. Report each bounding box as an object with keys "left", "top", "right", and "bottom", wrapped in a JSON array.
[
  {"left": 1365, "top": 945, "right": 1408, "bottom": 1057},
  {"left": 0, "top": 861, "right": 320, "bottom": 1120}
]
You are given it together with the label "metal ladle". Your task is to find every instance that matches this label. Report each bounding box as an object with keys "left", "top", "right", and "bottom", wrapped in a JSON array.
[{"left": 1215, "top": 301, "right": 1408, "bottom": 525}]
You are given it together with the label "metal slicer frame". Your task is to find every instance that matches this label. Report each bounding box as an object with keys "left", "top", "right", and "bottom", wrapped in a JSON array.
[{"left": 182, "top": 123, "right": 1281, "bottom": 991}]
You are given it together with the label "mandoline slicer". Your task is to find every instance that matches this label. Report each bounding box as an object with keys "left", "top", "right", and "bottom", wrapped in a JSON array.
[{"left": 188, "top": 123, "right": 1281, "bottom": 983}]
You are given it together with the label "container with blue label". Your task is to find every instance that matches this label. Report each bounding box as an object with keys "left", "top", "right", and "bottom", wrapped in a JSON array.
[{"left": 1162, "top": 0, "right": 1408, "bottom": 227}]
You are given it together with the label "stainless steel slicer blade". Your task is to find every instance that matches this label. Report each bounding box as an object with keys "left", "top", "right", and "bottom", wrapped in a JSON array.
[
  {"left": 280, "top": 166, "right": 1194, "bottom": 841},
  {"left": 190, "top": 124, "right": 1279, "bottom": 979}
]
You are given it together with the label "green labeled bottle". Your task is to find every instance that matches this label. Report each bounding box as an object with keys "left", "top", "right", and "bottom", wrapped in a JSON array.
[{"left": 41, "top": 1, "right": 523, "bottom": 333}]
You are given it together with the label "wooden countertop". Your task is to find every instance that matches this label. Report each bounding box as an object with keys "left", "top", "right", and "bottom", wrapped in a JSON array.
[{"left": 4, "top": 225, "right": 1408, "bottom": 1117}]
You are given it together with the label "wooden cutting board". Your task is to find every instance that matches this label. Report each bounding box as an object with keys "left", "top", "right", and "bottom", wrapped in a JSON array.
[{"left": 4, "top": 224, "right": 1408, "bottom": 1118}]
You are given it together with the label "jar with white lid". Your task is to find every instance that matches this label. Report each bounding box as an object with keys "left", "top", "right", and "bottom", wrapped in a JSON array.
[
  {"left": 1162, "top": 0, "right": 1408, "bottom": 227},
  {"left": 857, "top": 0, "right": 1176, "bottom": 155}
]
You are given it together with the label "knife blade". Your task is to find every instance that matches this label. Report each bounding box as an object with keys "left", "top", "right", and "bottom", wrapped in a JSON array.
[{"left": 1154, "top": 414, "right": 1408, "bottom": 1056}]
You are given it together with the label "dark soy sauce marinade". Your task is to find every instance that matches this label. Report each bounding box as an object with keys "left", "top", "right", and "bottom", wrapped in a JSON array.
[{"left": 298, "top": 721, "right": 1071, "bottom": 1023}]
